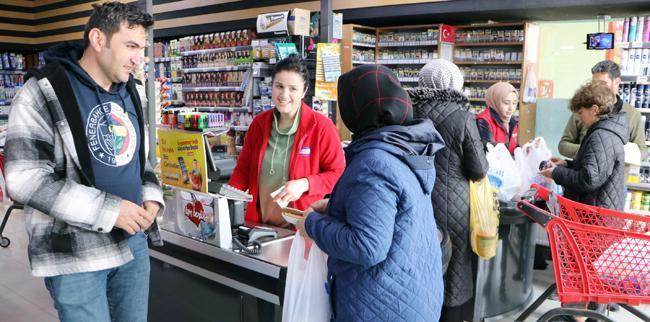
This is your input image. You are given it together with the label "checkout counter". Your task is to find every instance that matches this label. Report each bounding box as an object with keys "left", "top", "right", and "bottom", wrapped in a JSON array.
[{"left": 149, "top": 157, "right": 294, "bottom": 322}]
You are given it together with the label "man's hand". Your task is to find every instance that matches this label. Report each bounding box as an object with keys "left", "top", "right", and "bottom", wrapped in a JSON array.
[
  {"left": 141, "top": 201, "right": 161, "bottom": 231},
  {"left": 114, "top": 200, "right": 151, "bottom": 235}
]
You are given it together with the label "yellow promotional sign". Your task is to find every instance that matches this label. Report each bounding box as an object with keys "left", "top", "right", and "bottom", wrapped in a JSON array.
[
  {"left": 158, "top": 129, "right": 208, "bottom": 193},
  {"left": 315, "top": 43, "right": 341, "bottom": 101}
]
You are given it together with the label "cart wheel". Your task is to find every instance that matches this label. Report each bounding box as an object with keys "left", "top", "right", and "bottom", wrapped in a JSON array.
[{"left": 0, "top": 237, "right": 10, "bottom": 248}]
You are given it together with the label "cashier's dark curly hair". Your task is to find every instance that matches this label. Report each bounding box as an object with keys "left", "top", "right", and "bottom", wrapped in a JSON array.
[
  {"left": 570, "top": 81, "right": 615, "bottom": 115},
  {"left": 84, "top": 2, "right": 154, "bottom": 49},
  {"left": 272, "top": 54, "right": 309, "bottom": 91}
]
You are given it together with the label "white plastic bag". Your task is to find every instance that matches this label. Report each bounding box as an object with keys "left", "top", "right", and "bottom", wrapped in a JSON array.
[
  {"left": 486, "top": 143, "right": 521, "bottom": 201},
  {"left": 282, "top": 233, "right": 331, "bottom": 322},
  {"left": 515, "top": 137, "right": 555, "bottom": 196}
]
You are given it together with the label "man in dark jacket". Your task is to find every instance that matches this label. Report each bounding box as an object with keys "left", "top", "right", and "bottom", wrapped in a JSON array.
[
  {"left": 558, "top": 60, "right": 646, "bottom": 162},
  {"left": 408, "top": 59, "right": 489, "bottom": 322},
  {"left": 5, "top": 3, "right": 163, "bottom": 321},
  {"left": 541, "top": 81, "right": 627, "bottom": 210},
  {"left": 297, "top": 64, "right": 445, "bottom": 321}
]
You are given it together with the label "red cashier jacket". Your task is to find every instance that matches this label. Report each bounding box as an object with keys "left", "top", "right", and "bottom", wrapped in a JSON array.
[
  {"left": 228, "top": 103, "right": 346, "bottom": 223},
  {"left": 476, "top": 107, "right": 519, "bottom": 155}
]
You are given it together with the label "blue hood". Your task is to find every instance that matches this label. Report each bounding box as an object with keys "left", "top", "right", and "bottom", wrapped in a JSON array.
[{"left": 345, "top": 118, "right": 445, "bottom": 193}]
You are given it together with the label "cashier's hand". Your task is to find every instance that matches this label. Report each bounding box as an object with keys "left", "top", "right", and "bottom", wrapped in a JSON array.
[
  {"left": 274, "top": 179, "right": 309, "bottom": 204},
  {"left": 539, "top": 162, "right": 557, "bottom": 179},
  {"left": 550, "top": 156, "right": 567, "bottom": 167}
]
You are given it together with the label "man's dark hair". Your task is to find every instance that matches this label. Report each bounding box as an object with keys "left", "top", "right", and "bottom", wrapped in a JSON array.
[
  {"left": 591, "top": 60, "right": 621, "bottom": 80},
  {"left": 83, "top": 2, "right": 154, "bottom": 49},
  {"left": 272, "top": 54, "right": 309, "bottom": 91}
]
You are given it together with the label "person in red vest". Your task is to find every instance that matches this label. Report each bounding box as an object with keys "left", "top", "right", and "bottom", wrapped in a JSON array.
[
  {"left": 228, "top": 55, "right": 345, "bottom": 228},
  {"left": 476, "top": 82, "right": 519, "bottom": 154}
]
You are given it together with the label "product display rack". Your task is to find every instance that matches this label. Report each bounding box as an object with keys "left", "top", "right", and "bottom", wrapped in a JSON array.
[{"left": 453, "top": 22, "right": 539, "bottom": 143}]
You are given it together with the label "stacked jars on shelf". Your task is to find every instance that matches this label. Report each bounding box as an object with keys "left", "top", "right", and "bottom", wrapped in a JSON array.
[
  {"left": 455, "top": 28, "right": 524, "bottom": 43},
  {"left": 182, "top": 71, "right": 245, "bottom": 88},
  {"left": 352, "top": 48, "right": 375, "bottom": 62},
  {"left": 182, "top": 50, "right": 252, "bottom": 68},
  {"left": 460, "top": 67, "right": 521, "bottom": 82},
  {"left": 179, "top": 29, "right": 253, "bottom": 51},
  {"left": 184, "top": 92, "right": 244, "bottom": 108},
  {"left": 352, "top": 31, "right": 376, "bottom": 45},
  {"left": 379, "top": 30, "right": 438, "bottom": 44},
  {"left": 620, "top": 83, "right": 650, "bottom": 109},
  {"left": 454, "top": 48, "right": 522, "bottom": 62}
]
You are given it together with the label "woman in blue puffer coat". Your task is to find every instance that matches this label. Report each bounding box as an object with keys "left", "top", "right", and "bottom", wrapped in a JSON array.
[{"left": 296, "top": 64, "right": 445, "bottom": 321}]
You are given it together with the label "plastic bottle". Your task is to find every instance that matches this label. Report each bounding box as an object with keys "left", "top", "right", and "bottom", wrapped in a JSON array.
[
  {"left": 621, "top": 49, "right": 629, "bottom": 75},
  {"left": 644, "top": 16, "right": 650, "bottom": 42},
  {"left": 629, "top": 16, "right": 638, "bottom": 43},
  {"left": 623, "top": 17, "right": 630, "bottom": 44},
  {"left": 642, "top": 49, "right": 650, "bottom": 76},
  {"left": 637, "top": 17, "right": 646, "bottom": 42}
]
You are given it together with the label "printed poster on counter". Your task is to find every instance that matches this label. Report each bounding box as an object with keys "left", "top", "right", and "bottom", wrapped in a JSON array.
[
  {"left": 315, "top": 43, "right": 341, "bottom": 101},
  {"left": 158, "top": 129, "right": 208, "bottom": 193}
]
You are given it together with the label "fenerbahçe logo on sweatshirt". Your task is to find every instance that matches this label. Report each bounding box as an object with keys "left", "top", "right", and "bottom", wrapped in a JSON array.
[{"left": 87, "top": 102, "right": 137, "bottom": 167}]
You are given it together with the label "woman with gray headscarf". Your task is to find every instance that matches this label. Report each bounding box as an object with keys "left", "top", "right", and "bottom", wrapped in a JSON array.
[{"left": 407, "top": 59, "right": 489, "bottom": 322}]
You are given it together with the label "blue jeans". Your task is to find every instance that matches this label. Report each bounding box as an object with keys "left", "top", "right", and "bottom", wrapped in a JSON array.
[{"left": 44, "top": 233, "right": 150, "bottom": 322}]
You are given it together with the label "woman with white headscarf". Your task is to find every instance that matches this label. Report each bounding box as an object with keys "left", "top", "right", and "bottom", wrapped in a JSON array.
[{"left": 407, "top": 59, "right": 488, "bottom": 322}]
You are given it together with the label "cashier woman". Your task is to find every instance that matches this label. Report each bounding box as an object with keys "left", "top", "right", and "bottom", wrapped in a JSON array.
[{"left": 228, "top": 55, "right": 345, "bottom": 228}]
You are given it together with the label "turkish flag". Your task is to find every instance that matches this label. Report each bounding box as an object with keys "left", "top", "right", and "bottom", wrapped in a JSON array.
[{"left": 440, "top": 24, "right": 455, "bottom": 43}]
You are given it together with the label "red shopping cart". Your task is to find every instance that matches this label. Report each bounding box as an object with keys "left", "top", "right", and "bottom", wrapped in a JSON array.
[{"left": 515, "top": 184, "right": 650, "bottom": 322}]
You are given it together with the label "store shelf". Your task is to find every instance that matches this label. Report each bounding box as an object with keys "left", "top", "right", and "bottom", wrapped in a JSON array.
[
  {"left": 182, "top": 86, "right": 244, "bottom": 92},
  {"left": 378, "top": 40, "right": 438, "bottom": 47},
  {"left": 353, "top": 60, "right": 375, "bottom": 65},
  {"left": 0, "top": 69, "right": 25, "bottom": 74},
  {"left": 352, "top": 42, "right": 375, "bottom": 48},
  {"left": 231, "top": 126, "right": 249, "bottom": 131},
  {"left": 181, "top": 45, "right": 253, "bottom": 56},
  {"left": 157, "top": 124, "right": 229, "bottom": 134},
  {"left": 194, "top": 106, "right": 250, "bottom": 113},
  {"left": 182, "top": 65, "right": 251, "bottom": 73},
  {"left": 377, "top": 59, "right": 430, "bottom": 65},
  {"left": 628, "top": 183, "right": 650, "bottom": 192},
  {"left": 454, "top": 61, "right": 523, "bottom": 65},
  {"left": 637, "top": 108, "right": 650, "bottom": 114},
  {"left": 454, "top": 42, "right": 524, "bottom": 47},
  {"left": 154, "top": 57, "right": 181, "bottom": 63},
  {"left": 398, "top": 77, "right": 419, "bottom": 82},
  {"left": 469, "top": 98, "right": 486, "bottom": 102},
  {"left": 617, "top": 42, "right": 650, "bottom": 49},
  {"left": 621, "top": 75, "right": 649, "bottom": 84},
  {"left": 465, "top": 79, "right": 521, "bottom": 84}
]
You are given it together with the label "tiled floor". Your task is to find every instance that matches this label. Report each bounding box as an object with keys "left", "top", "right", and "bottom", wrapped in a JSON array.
[{"left": 0, "top": 205, "right": 648, "bottom": 322}]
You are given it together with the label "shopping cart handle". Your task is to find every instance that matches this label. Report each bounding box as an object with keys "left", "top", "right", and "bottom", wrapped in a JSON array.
[{"left": 516, "top": 200, "right": 554, "bottom": 227}]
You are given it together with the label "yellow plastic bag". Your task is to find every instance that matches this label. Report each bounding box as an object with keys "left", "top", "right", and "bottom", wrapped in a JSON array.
[{"left": 469, "top": 177, "right": 500, "bottom": 259}]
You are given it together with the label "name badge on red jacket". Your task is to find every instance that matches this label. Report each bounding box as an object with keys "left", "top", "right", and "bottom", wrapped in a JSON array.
[{"left": 299, "top": 147, "right": 311, "bottom": 156}]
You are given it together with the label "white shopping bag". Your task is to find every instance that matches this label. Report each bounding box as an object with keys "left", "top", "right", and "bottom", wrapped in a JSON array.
[
  {"left": 515, "top": 137, "right": 555, "bottom": 196},
  {"left": 486, "top": 143, "right": 521, "bottom": 201},
  {"left": 282, "top": 233, "right": 331, "bottom": 322}
]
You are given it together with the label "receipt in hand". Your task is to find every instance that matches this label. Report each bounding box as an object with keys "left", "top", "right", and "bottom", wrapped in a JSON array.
[{"left": 270, "top": 186, "right": 289, "bottom": 208}]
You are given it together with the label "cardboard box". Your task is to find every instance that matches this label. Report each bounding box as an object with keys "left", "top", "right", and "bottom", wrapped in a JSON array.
[{"left": 288, "top": 8, "right": 310, "bottom": 36}]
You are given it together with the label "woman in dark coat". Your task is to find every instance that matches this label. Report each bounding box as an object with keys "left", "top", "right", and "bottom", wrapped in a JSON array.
[
  {"left": 407, "top": 59, "right": 489, "bottom": 322},
  {"left": 540, "top": 81, "right": 627, "bottom": 210}
]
